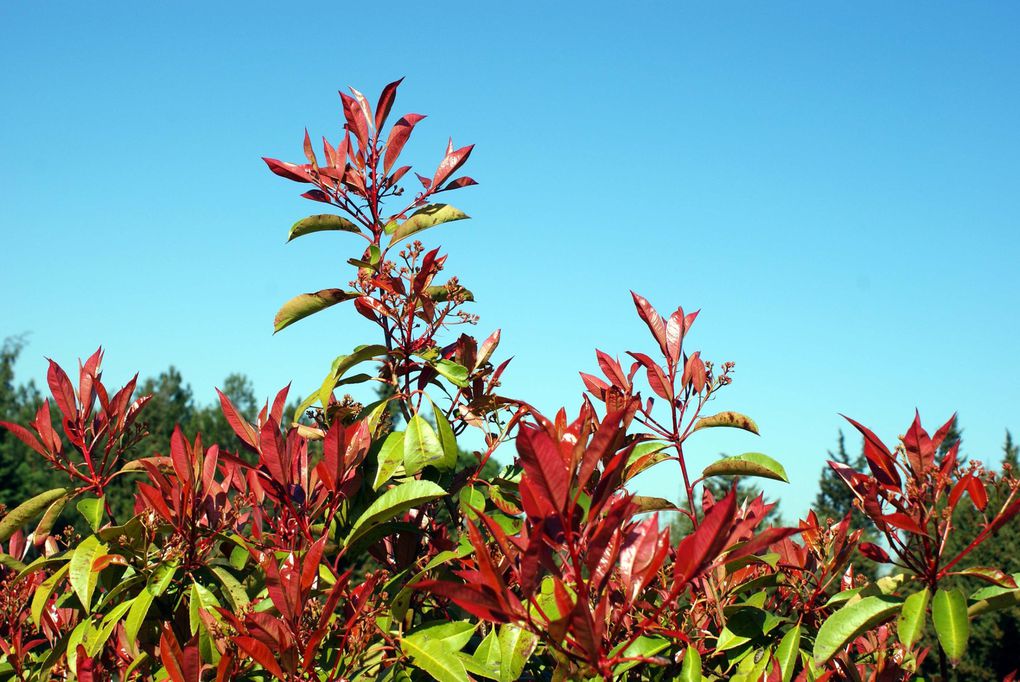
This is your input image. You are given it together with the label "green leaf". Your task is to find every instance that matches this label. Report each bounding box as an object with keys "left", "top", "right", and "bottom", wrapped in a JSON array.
[
  {"left": 274, "top": 289, "right": 359, "bottom": 333},
  {"left": 34, "top": 492, "right": 70, "bottom": 539},
  {"left": 813, "top": 595, "right": 901, "bottom": 665},
  {"left": 387, "top": 203, "right": 469, "bottom": 242},
  {"left": 344, "top": 480, "right": 446, "bottom": 548},
  {"left": 76, "top": 496, "right": 104, "bottom": 532},
  {"left": 0, "top": 553, "right": 26, "bottom": 572},
  {"left": 459, "top": 486, "right": 486, "bottom": 519},
  {"left": 679, "top": 646, "right": 702, "bottom": 682},
  {"left": 430, "top": 398, "right": 459, "bottom": 470},
  {"left": 703, "top": 452, "right": 788, "bottom": 483},
  {"left": 497, "top": 625, "right": 537, "bottom": 682},
  {"left": 434, "top": 359, "right": 470, "bottom": 388},
  {"left": 125, "top": 564, "right": 177, "bottom": 641},
  {"left": 692, "top": 411, "right": 760, "bottom": 435},
  {"left": 401, "top": 635, "right": 469, "bottom": 682},
  {"left": 775, "top": 623, "right": 801, "bottom": 682},
  {"left": 317, "top": 345, "right": 389, "bottom": 407},
  {"left": 425, "top": 283, "right": 474, "bottom": 302},
  {"left": 612, "top": 636, "right": 669, "bottom": 676},
  {"left": 211, "top": 566, "right": 249, "bottom": 610},
  {"left": 467, "top": 628, "right": 501, "bottom": 680},
  {"left": 0, "top": 487, "right": 70, "bottom": 541},
  {"left": 86, "top": 600, "right": 132, "bottom": 656},
  {"left": 189, "top": 581, "right": 221, "bottom": 635},
  {"left": 373, "top": 431, "right": 406, "bottom": 490},
  {"left": 897, "top": 588, "right": 929, "bottom": 648},
  {"left": 404, "top": 415, "right": 445, "bottom": 475},
  {"left": 288, "top": 214, "right": 360, "bottom": 241},
  {"left": 630, "top": 496, "right": 678, "bottom": 513},
  {"left": 932, "top": 587, "right": 969, "bottom": 664},
  {"left": 69, "top": 535, "right": 108, "bottom": 614},
  {"left": 32, "top": 563, "right": 69, "bottom": 626},
  {"left": 405, "top": 621, "right": 476, "bottom": 653}
]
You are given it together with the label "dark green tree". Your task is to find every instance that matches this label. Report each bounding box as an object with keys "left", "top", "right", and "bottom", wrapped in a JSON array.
[{"left": 927, "top": 431, "right": 1020, "bottom": 681}]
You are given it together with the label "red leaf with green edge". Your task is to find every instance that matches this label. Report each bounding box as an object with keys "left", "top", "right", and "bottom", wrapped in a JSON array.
[
  {"left": 630, "top": 291, "right": 668, "bottom": 358},
  {"left": 881, "top": 512, "right": 928, "bottom": 536},
  {"left": 432, "top": 140, "right": 474, "bottom": 189},
  {"left": 262, "top": 157, "right": 313, "bottom": 183},
  {"left": 0, "top": 421, "right": 46, "bottom": 456},
  {"left": 517, "top": 425, "right": 569, "bottom": 514},
  {"left": 841, "top": 415, "right": 901, "bottom": 488},
  {"left": 673, "top": 487, "right": 737, "bottom": 586},
  {"left": 902, "top": 410, "right": 934, "bottom": 474},
  {"left": 952, "top": 566, "right": 1018, "bottom": 588},
  {"left": 217, "top": 389, "right": 258, "bottom": 450},
  {"left": 339, "top": 91, "right": 369, "bottom": 151},
  {"left": 627, "top": 352, "right": 673, "bottom": 401},
  {"left": 859, "top": 542, "right": 892, "bottom": 563},
  {"left": 375, "top": 78, "right": 403, "bottom": 131},
  {"left": 47, "top": 359, "right": 77, "bottom": 420},
  {"left": 383, "top": 113, "right": 426, "bottom": 175},
  {"left": 234, "top": 636, "right": 286, "bottom": 679}
]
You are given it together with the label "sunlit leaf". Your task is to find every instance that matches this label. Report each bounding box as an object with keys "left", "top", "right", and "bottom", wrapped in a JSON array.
[{"left": 703, "top": 453, "right": 788, "bottom": 483}]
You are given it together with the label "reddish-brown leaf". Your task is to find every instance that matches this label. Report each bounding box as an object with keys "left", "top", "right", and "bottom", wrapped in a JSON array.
[
  {"left": 262, "top": 157, "right": 312, "bottom": 183},
  {"left": 432, "top": 141, "right": 474, "bottom": 189},
  {"left": 881, "top": 512, "right": 928, "bottom": 536},
  {"left": 902, "top": 410, "right": 934, "bottom": 474},
  {"left": 217, "top": 389, "right": 258, "bottom": 450},
  {"left": 517, "top": 425, "right": 569, "bottom": 515},
  {"left": 234, "top": 636, "right": 286, "bottom": 680},
  {"left": 842, "top": 415, "right": 901, "bottom": 488},
  {"left": 383, "top": 114, "right": 426, "bottom": 176},
  {"left": 375, "top": 78, "right": 403, "bottom": 131},
  {"left": 673, "top": 487, "right": 737, "bottom": 586},
  {"left": 859, "top": 542, "right": 892, "bottom": 563},
  {"left": 631, "top": 291, "right": 668, "bottom": 358},
  {"left": 46, "top": 359, "right": 77, "bottom": 420}
]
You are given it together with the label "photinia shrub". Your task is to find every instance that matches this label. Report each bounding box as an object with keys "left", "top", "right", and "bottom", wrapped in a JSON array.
[{"left": 1, "top": 79, "right": 1018, "bottom": 681}]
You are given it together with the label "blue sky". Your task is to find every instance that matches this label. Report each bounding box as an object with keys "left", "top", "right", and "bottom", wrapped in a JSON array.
[{"left": 2, "top": 2, "right": 1018, "bottom": 519}]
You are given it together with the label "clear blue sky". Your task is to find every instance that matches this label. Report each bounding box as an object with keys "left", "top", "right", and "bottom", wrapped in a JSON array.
[{"left": 3, "top": 2, "right": 1018, "bottom": 519}]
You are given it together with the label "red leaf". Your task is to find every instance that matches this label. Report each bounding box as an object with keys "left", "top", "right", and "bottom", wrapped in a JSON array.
[
  {"left": 725, "top": 526, "right": 803, "bottom": 563},
  {"left": 673, "top": 487, "right": 737, "bottom": 586},
  {"left": 437, "top": 176, "right": 478, "bottom": 192},
  {"left": 596, "top": 350, "right": 628, "bottom": 390},
  {"left": 417, "top": 581, "right": 514, "bottom": 623},
  {"left": 902, "top": 410, "right": 934, "bottom": 474},
  {"left": 217, "top": 389, "right": 258, "bottom": 450},
  {"left": 881, "top": 512, "right": 928, "bottom": 536},
  {"left": 967, "top": 475, "right": 988, "bottom": 511},
  {"left": 432, "top": 141, "right": 474, "bottom": 189},
  {"left": 46, "top": 359, "right": 77, "bottom": 420},
  {"left": 516, "top": 425, "right": 569, "bottom": 514},
  {"left": 931, "top": 413, "right": 958, "bottom": 454},
  {"left": 258, "top": 418, "right": 289, "bottom": 486},
  {"left": 383, "top": 114, "right": 426, "bottom": 176},
  {"left": 262, "top": 157, "right": 313, "bottom": 183},
  {"left": 627, "top": 352, "right": 673, "bottom": 401},
  {"left": 234, "top": 636, "right": 286, "bottom": 680},
  {"left": 169, "top": 426, "right": 194, "bottom": 485},
  {"left": 631, "top": 291, "right": 668, "bottom": 358},
  {"left": 859, "top": 542, "right": 892, "bottom": 563},
  {"left": 0, "top": 421, "right": 46, "bottom": 456},
  {"left": 375, "top": 78, "right": 403, "bottom": 131},
  {"left": 841, "top": 415, "right": 901, "bottom": 489},
  {"left": 339, "top": 91, "right": 369, "bottom": 152},
  {"left": 665, "top": 307, "right": 684, "bottom": 366}
]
